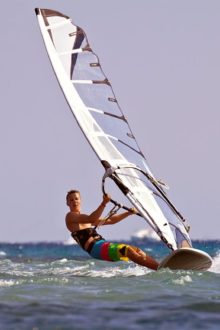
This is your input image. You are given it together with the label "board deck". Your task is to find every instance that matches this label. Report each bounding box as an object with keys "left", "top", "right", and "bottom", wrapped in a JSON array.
[{"left": 158, "top": 248, "right": 212, "bottom": 271}]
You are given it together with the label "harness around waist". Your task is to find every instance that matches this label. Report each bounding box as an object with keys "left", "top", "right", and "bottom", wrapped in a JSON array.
[{"left": 71, "top": 227, "right": 103, "bottom": 252}]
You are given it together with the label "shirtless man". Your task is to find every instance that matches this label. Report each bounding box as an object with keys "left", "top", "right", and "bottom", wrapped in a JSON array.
[{"left": 65, "top": 190, "right": 159, "bottom": 271}]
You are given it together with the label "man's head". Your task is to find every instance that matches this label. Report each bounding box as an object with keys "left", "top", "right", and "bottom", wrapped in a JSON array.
[{"left": 66, "top": 190, "right": 81, "bottom": 211}]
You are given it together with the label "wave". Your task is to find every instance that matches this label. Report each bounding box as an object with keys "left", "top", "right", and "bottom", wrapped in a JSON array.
[
  {"left": 0, "top": 279, "right": 19, "bottom": 287},
  {"left": 0, "top": 251, "right": 7, "bottom": 257},
  {"left": 209, "top": 251, "right": 220, "bottom": 273}
]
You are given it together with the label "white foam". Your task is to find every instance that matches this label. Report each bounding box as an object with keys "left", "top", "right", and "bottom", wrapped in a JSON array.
[
  {"left": 0, "top": 251, "right": 6, "bottom": 257},
  {"left": 49, "top": 263, "right": 90, "bottom": 277},
  {"left": 84, "top": 263, "right": 151, "bottom": 278},
  {"left": 172, "top": 274, "right": 192, "bottom": 285},
  {"left": 47, "top": 259, "right": 152, "bottom": 278},
  {"left": 209, "top": 251, "right": 220, "bottom": 273},
  {"left": 56, "top": 258, "right": 68, "bottom": 264},
  {"left": 0, "top": 279, "right": 18, "bottom": 287}
]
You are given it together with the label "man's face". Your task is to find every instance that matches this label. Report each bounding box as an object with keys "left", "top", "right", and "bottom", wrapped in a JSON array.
[{"left": 67, "top": 192, "right": 81, "bottom": 210}]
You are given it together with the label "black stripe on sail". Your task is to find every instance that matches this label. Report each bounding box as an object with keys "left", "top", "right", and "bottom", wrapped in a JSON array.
[
  {"left": 90, "top": 63, "right": 100, "bottom": 67},
  {"left": 87, "top": 107, "right": 126, "bottom": 121},
  {"left": 70, "top": 27, "right": 86, "bottom": 79},
  {"left": 93, "top": 78, "right": 110, "bottom": 86},
  {"left": 108, "top": 97, "right": 117, "bottom": 102},
  {"left": 103, "top": 112, "right": 126, "bottom": 121},
  {"left": 117, "top": 139, "right": 143, "bottom": 156},
  {"left": 127, "top": 132, "right": 135, "bottom": 139}
]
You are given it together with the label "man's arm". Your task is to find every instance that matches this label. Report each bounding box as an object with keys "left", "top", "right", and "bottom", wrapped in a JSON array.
[
  {"left": 95, "top": 208, "right": 137, "bottom": 226},
  {"left": 87, "top": 195, "right": 110, "bottom": 223}
]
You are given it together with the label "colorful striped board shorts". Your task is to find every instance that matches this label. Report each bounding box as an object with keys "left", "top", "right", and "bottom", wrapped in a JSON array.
[{"left": 89, "top": 240, "right": 129, "bottom": 262}]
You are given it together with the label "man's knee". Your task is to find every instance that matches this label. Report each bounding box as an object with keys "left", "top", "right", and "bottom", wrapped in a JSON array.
[{"left": 127, "top": 245, "right": 145, "bottom": 257}]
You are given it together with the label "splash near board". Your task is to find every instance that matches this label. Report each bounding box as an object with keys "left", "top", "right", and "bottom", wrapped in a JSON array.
[
  {"left": 158, "top": 248, "right": 212, "bottom": 271},
  {"left": 35, "top": 8, "right": 212, "bottom": 270}
]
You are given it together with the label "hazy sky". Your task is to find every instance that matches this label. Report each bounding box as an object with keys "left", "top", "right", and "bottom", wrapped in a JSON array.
[{"left": 0, "top": 1, "right": 220, "bottom": 242}]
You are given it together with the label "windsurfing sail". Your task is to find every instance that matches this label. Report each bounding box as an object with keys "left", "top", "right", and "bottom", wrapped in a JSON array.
[{"left": 35, "top": 8, "right": 192, "bottom": 251}]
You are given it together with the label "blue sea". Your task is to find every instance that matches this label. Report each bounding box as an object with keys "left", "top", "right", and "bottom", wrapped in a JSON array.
[{"left": 0, "top": 239, "right": 220, "bottom": 330}]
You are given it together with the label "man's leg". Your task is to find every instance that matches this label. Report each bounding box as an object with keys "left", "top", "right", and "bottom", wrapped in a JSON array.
[{"left": 126, "top": 246, "right": 159, "bottom": 270}]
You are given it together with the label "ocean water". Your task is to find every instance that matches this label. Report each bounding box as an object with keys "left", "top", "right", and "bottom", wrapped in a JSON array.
[{"left": 0, "top": 239, "right": 220, "bottom": 330}]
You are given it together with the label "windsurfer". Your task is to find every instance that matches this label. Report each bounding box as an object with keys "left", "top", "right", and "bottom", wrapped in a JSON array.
[{"left": 65, "top": 190, "right": 159, "bottom": 270}]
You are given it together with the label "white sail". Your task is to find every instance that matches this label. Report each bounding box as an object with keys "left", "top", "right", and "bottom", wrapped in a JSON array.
[{"left": 35, "top": 8, "right": 192, "bottom": 251}]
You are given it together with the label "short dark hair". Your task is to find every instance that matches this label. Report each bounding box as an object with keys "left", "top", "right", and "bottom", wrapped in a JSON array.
[{"left": 66, "top": 190, "right": 80, "bottom": 201}]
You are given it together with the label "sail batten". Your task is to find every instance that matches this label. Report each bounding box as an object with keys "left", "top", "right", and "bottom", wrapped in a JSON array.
[
  {"left": 59, "top": 49, "right": 83, "bottom": 56},
  {"left": 46, "top": 19, "right": 71, "bottom": 30},
  {"left": 71, "top": 79, "right": 93, "bottom": 84},
  {"left": 87, "top": 107, "right": 104, "bottom": 114},
  {"left": 35, "top": 8, "right": 192, "bottom": 251}
]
